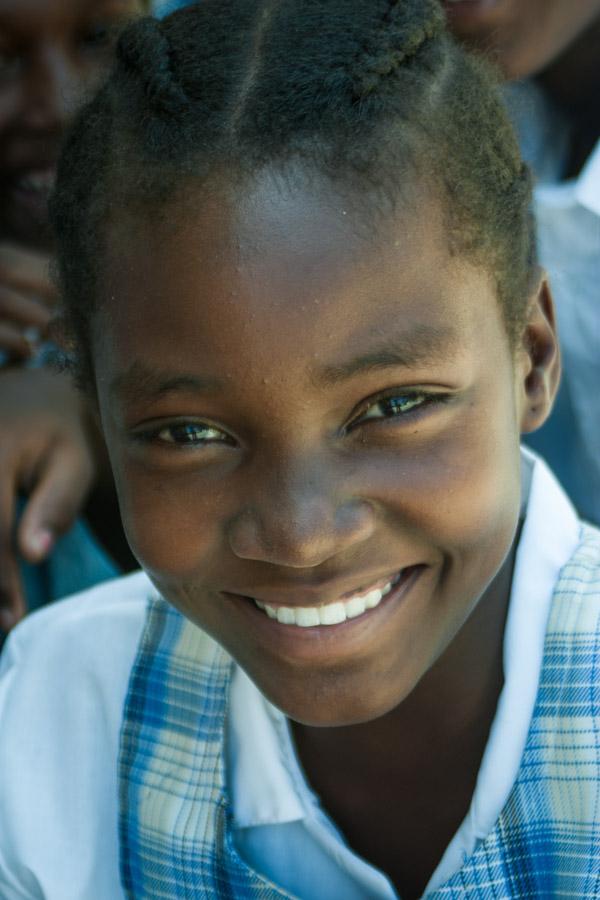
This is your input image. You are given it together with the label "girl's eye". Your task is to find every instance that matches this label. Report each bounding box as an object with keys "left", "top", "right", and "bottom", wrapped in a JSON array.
[
  {"left": 134, "top": 422, "right": 234, "bottom": 447},
  {"left": 155, "top": 423, "right": 229, "bottom": 446},
  {"left": 356, "top": 392, "right": 430, "bottom": 424}
]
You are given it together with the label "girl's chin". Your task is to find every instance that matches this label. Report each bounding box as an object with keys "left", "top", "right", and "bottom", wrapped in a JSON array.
[{"left": 256, "top": 685, "right": 391, "bottom": 728}]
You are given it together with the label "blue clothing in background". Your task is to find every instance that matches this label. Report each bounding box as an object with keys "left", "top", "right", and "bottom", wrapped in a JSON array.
[
  {"left": 154, "top": 0, "right": 195, "bottom": 17},
  {"left": 13, "top": 495, "right": 118, "bottom": 619},
  {"left": 21, "top": 518, "right": 118, "bottom": 615}
]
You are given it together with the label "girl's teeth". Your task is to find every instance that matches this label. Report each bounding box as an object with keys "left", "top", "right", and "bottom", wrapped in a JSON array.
[
  {"left": 364, "top": 588, "right": 383, "bottom": 609},
  {"left": 319, "top": 602, "right": 346, "bottom": 625},
  {"left": 255, "top": 579, "right": 397, "bottom": 627},
  {"left": 276, "top": 607, "right": 296, "bottom": 625},
  {"left": 297, "top": 607, "right": 321, "bottom": 627},
  {"left": 345, "top": 595, "right": 367, "bottom": 619}
]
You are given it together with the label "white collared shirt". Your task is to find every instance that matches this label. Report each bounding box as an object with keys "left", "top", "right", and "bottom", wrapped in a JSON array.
[{"left": 0, "top": 452, "right": 582, "bottom": 899}]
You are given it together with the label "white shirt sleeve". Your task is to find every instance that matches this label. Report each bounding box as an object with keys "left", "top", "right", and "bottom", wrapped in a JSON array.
[{"left": 0, "top": 572, "right": 151, "bottom": 900}]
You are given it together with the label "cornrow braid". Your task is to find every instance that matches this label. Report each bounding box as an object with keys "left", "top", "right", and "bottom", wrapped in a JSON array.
[
  {"left": 350, "top": 0, "right": 445, "bottom": 99},
  {"left": 116, "top": 17, "right": 189, "bottom": 120},
  {"left": 51, "top": 0, "right": 536, "bottom": 392}
]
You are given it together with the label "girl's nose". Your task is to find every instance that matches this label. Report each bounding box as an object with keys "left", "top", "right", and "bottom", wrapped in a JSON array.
[{"left": 227, "top": 465, "right": 376, "bottom": 568}]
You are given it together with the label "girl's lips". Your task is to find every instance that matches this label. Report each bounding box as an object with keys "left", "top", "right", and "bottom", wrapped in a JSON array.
[
  {"left": 223, "top": 565, "right": 426, "bottom": 659},
  {"left": 254, "top": 572, "right": 403, "bottom": 627}
]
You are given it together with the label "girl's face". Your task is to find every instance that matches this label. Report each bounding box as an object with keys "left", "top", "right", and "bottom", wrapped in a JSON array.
[
  {"left": 0, "top": 0, "right": 144, "bottom": 246},
  {"left": 94, "top": 171, "right": 554, "bottom": 726}
]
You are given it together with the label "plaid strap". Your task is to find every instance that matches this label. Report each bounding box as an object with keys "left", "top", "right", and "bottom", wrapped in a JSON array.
[
  {"left": 118, "top": 597, "right": 294, "bottom": 898},
  {"left": 430, "top": 525, "right": 600, "bottom": 899}
]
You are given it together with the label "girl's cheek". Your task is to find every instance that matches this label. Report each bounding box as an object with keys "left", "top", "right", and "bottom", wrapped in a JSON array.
[
  {"left": 365, "top": 403, "right": 520, "bottom": 544},
  {"left": 111, "top": 462, "right": 226, "bottom": 577}
]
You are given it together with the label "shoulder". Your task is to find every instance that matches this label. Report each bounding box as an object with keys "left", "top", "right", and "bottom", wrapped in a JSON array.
[
  {"left": 0, "top": 570, "right": 153, "bottom": 900},
  {"left": 554, "top": 524, "right": 600, "bottom": 614},
  {"left": 0, "top": 568, "right": 155, "bottom": 710},
  {"left": 0, "top": 568, "right": 155, "bottom": 754},
  {"left": 571, "top": 523, "right": 600, "bottom": 562},
  {"left": 3, "top": 568, "right": 154, "bottom": 661},
  {"left": 543, "top": 524, "right": 600, "bottom": 700}
]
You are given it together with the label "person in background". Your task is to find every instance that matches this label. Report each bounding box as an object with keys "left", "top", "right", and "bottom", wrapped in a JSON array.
[
  {"left": 0, "top": 0, "right": 147, "bottom": 631},
  {"left": 444, "top": 0, "right": 600, "bottom": 524}
]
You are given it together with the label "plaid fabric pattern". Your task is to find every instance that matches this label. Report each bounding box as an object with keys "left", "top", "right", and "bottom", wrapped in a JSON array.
[
  {"left": 119, "top": 525, "right": 600, "bottom": 899},
  {"left": 118, "top": 600, "right": 295, "bottom": 899}
]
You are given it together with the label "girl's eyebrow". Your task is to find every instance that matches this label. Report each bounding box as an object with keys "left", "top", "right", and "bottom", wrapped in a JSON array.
[
  {"left": 110, "top": 324, "right": 460, "bottom": 405},
  {"left": 314, "top": 324, "right": 460, "bottom": 386},
  {"left": 110, "top": 363, "right": 224, "bottom": 407}
]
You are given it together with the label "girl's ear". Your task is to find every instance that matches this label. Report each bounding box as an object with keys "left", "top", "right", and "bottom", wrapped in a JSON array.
[{"left": 518, "top": 273, "right": 561, "bottom": 434}]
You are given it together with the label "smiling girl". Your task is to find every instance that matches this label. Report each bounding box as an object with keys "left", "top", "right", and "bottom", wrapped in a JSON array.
[{"left": 0, "top": 2, "right": 598, "bottom": 898}]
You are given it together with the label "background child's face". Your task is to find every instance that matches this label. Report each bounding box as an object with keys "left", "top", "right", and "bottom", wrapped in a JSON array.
[
  {"left": 443, "top": 0, "right": 600, "bottom": 80},
  {"left": 0, "top": 0, "right": 144, "bottom": 246},
  {"left": 93, "top": 171, "right": 546, "bottom": 726}
]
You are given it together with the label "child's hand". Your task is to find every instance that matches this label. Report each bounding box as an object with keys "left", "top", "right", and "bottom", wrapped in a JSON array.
[
  {"left": 0, "top": 368, "right": 96, "bottom": 631},
  {"left": 0, "top": 244, "right": 56, "bottom": 360}
]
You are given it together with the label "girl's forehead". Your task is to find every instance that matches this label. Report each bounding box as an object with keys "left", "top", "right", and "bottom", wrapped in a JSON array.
[
  {"left": 110, "top": 169, "right": 441, "bottom": 294},
  {"left": 99, "top": 174, "right": 505, "bottom": 390}
]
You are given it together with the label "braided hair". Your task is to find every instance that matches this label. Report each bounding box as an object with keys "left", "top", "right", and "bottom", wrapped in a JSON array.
[{"left": 51, "top": 0, "right": 535, "bottom": 391}]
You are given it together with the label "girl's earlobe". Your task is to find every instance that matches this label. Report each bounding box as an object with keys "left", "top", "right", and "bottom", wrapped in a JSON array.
[{"left": 519, "top": 277, "right": 561, "bottom": 434}]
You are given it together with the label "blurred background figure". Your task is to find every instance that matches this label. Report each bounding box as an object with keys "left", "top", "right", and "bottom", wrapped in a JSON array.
[
  {"left": 0, "top": 0, "right": 146, "bottom": 632},
  {"left": 444, "top": 0, "right": 600, "bottom": 523}
]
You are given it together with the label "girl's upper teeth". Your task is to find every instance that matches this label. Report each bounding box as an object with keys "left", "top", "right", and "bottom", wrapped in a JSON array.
[{"left": 255, "top": 579, "right": 395, "bottom": 627}]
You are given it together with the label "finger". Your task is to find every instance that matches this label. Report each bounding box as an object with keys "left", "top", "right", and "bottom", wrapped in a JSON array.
[
  {"left": 0, "top": 323, "right": 32, "bottom": 359},
  {"left": 0, "top": 482, "right": 27, "bottom": 631},
  {"left": 0, "top": 244, "right": 56, "bottom": 305},
  {"left": 17, "top": 447, "right": 93, "bottom": 564},
  {"left": 0, "top": 286, "right": 53, "bottom": 330}
]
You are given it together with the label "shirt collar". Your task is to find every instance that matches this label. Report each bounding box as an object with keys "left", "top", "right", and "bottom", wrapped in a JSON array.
[{"left": 227, "top": 665, "right": 305, "bottom": 828}]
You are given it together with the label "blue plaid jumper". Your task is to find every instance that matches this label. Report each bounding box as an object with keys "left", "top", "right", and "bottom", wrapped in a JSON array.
[{"left": 119, "top": 525, "right": 600, "bottom": 898}]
